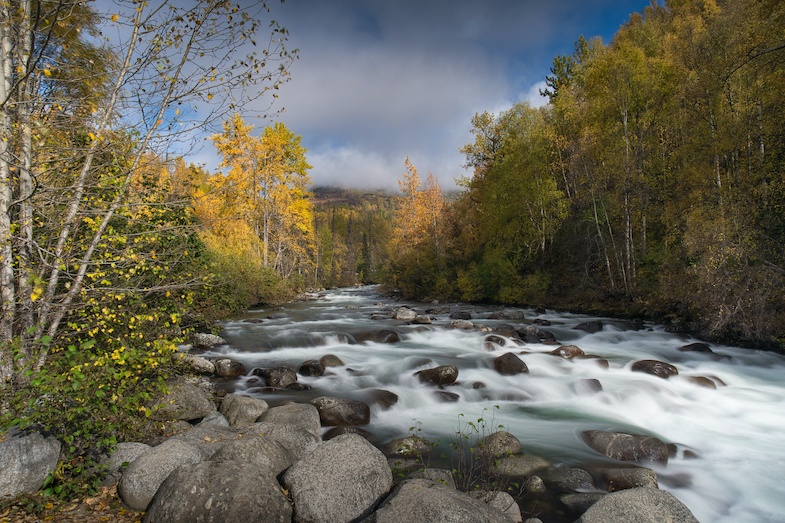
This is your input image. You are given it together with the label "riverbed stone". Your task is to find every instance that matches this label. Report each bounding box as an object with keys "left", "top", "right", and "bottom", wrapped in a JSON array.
[
  {"left": 469, "top": 491, "right": 522, "bottom": 523},
  {"left": 601, "top": 466, "right": 659, "bottom": 492},
  {"left": 541, "top": 467, "right": 596, "bottom": 492},
  {"left": 320, "top": 354, "right": 344, "bottom": 367},
  {"left": 356, "top": 329, "right": 401, "bottom": 344},
  {"left": 450, "top": 311, "right": 472, "bottom": 320},
  {"left": 581, "top": 430, "right": 669, "bottom": 465},
  {"left": 368, "top": 389, "right": 399, "bottom": 410},
  {"left": 416, "top": 364, "right": 459, "bottom": 385},
  {"left": 143, "top": 460, "right": 292, "bottom": 523},
  {"left": 493, "top": 352, "right": 529, "bottom": 375},
  {"left": 492, "top": 453, "right": 550, "bottom": 477},
  {"left": 247, "top": 420, "right": 321, "bottom": 461},
  {"left": 172, "top": 352, "right": 215, "bottom": 375},
  {"left": 100, "top": 442, "right": 152, "bottom": 486},
  {"left": 259, "top": 402, "right": 322, "bottom": 438},
  {"left": 631, "top": 360, "right": 679, "bottom": 379},
  {"left": 576, "top": 487, "right": 699, "bottom": 523},
  {"left": 447, "top": 319, "right": 475, "bottom": 329},
  {"left": 298, "top": 359, "right": 325, "bottom": 376},
  {"left": 219, "top": 393, "right": 269, "bottom": 427},
  {"left": 382, "top": 435, "right": 433, "bottom": 457},
  {"left": 481, "top": 431, "right": 522, "bottom": 457},
  {"left": 118, "top": 438, "right": 204, "bottom": 511},
  {"left": 283, "top": 433, "right": 392, "bottom": 523},
  {"left": 150, "top": 378, "right": 216, "bottom": 421},
  {"left": 213, "top": 358, "right": 246, "bottom": 378},
  {"left": 573, "top": 320, "right": 603, "bottom": 333},
  {"left": 559, "top": 492, "right": 606, "bottom": 514},
  {"left": 395, "top": 307, "right": 417, "bottom": 321},
  {"left": 550, "top": 344, "right": 585, "bottom": 359},
  {"left": 677, "top": 342, "right": 714, "bottom": 353},
  {"left": 192, "top": 332, "right": 227, "bottom": 349},
  {"left": 685, "top": 376, "right": 718, "bottom": 389},
  {"left": 0, "top": 429, "right": 62, "bottom": 499},
  {"left": 412, "top": 314, "right": 432, "bottom": 324},
  {"left": 311, "top": 396, "right": 372, "bottom": 426},
  {"left": 370, "top": 478, "right": 511, "bottom": 523},
  {"left": 209, "top": 435, "right": 293, "bottom": 476},
  {"left": 253, "top": 366, "right": 298, "bottom": 388}
]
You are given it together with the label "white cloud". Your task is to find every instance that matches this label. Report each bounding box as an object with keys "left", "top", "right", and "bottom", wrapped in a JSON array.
[{"left": 523, "top": 81, "right": 550, "bottom": 108}]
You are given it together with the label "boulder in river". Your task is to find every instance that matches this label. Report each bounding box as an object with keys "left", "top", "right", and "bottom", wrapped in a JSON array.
[
  {"left": 219, "top": 393, "right": 269, "bottom": 428},
  {"left": 493, "top": 352, "right": 529, "bottom": 375},
  {"left": 601, "top": 466, "right": 659, "bottom": 492},
  {"left": 573, "top": 320, "right": 604, "bottom": 333},
  {"left": 320, "top": 353, "right": 345, "bottom": 367},
  {"left": 677, "top": 342, "right": 714, "bottom": 353},
  {"left": 311, "top": 396, "right": 372, "bottom": 426},
  {"left": 480, "top": 431, "right": 522, "bottom": 457},
  {"left": 551, "top": 344, "right": 585, "bottom": 359},
  {"left": 144, "top": 460, "right": 292, "bottom": 523},
  {"left": 631, "top": 359, "right": 679, "bottom": 379},
  {"left": 416, "top": 364, "right": 459, "bottom": 385},
  {"left": 258, "top": 402, "right": 322, "bottom": 438},
  {"left": 213, "top": 358, "right": 246, "bottom": 378},
  {"left": 192, "top": 332, "right": 227, "bottom": 349},
  {"left": 581, "top": 430, "right": 669, "bottom": 465},
  {"left": 395, "top": 307, "right": 417, "bottom": 321},
  {"left": 298, "top": 358, "right": 325, "bottom": 376},
  {"left": 356, "top": 329, "right": 401, "bottom": 344},
  {"left": 252, "top": 366, "right": 298, "bottom": 388},
  {"left": 283, "top": 433, "right": 392, "bottom": 523},
  {"left": 576, "top": 487, "right": 699, "bottom": 523},
  {"left": 372, "top": 478, "right": 513, "bottom": 523}
]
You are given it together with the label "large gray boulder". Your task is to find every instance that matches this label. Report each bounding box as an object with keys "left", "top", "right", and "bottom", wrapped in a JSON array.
[
  {"left": 581, "top": 430, "right": 669, "bottom": 465},
  {"left": 311, "top": 396, "right": 371, "bottom": 426},
  {"left": 220, "top": 393, "right": 269, "bottom": 427},
  {"left": 0, "top": 430, "right": 61, "bottom": 498},
  {"left": 169, "top": 424, "right": 243, "bottom": 458},
  {"left": 100, "top": 442, "right": 151, "bottom": 486},
  {"left": 259, "top": 402, "right": 322, "bottom": 438},
  {"left": 283, "top": 433, "right": 392, "bottom": 523},
  {"left": 576, "top": 487, "right": 699, "bottom": 523},
  {"left": 209, "top": 436, "right": 293, "bottom": 476},
  {"left": 143, "top": 460, "right": 292, "bottom": 523},
  {"left": 151, "top": 379, "right": 216, "bottom": 421},
  {"left": 369, "top": 478, "right": 511, "bottom": 523},
  {"left": 118, "top": 438, "right": 204, "bottom": 511},
  {"left": 249, "top": 421, "right": 321, "bottom": 461}
]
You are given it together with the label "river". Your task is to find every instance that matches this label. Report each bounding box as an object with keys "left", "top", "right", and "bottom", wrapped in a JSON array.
[{"left": 202, "top": 285, "right": 785, "bottom": 523}]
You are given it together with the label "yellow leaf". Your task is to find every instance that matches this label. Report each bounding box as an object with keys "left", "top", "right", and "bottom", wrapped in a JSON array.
[
  {"left": 110, "top": 13, "right": 119, "bottom": 22},
  {"left": 207, "top": 93, "right": 213, "bottom": 101},
  {"left": 43, "top": 68, "right": 52, "bottom": 77}
]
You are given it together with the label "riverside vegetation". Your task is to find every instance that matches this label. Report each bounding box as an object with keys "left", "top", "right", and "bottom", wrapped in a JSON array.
[{"left": 0, "top": 0, "right": 783, "bottom": 519}]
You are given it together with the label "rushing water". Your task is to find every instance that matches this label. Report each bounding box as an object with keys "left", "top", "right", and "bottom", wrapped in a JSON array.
[{"left": 202, "top": 286, "right": 785, "bottom": 523}]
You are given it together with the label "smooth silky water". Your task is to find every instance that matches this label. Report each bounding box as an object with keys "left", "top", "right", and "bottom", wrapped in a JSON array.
[{"left": 202, "top": 286, "right": 785, "bottom": 523}]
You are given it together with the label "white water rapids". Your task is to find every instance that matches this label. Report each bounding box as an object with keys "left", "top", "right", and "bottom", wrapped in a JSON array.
[{"left": 202, "top": 286, "right": 785, "bottom": 523}]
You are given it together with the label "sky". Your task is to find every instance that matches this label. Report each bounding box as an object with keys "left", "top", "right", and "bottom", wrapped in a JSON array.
[{"left": 192, "top": 0, "right": 653, "bottom": 190}]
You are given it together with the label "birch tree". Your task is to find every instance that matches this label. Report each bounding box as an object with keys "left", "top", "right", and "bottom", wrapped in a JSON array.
[{"left": 0, "top": 0, "right": 296, "bottom": 386}]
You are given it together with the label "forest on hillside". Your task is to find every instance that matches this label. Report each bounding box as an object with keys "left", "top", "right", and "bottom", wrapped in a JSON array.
[{"left": 384, "top": 0, "right": 785, "bottom": 348}]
